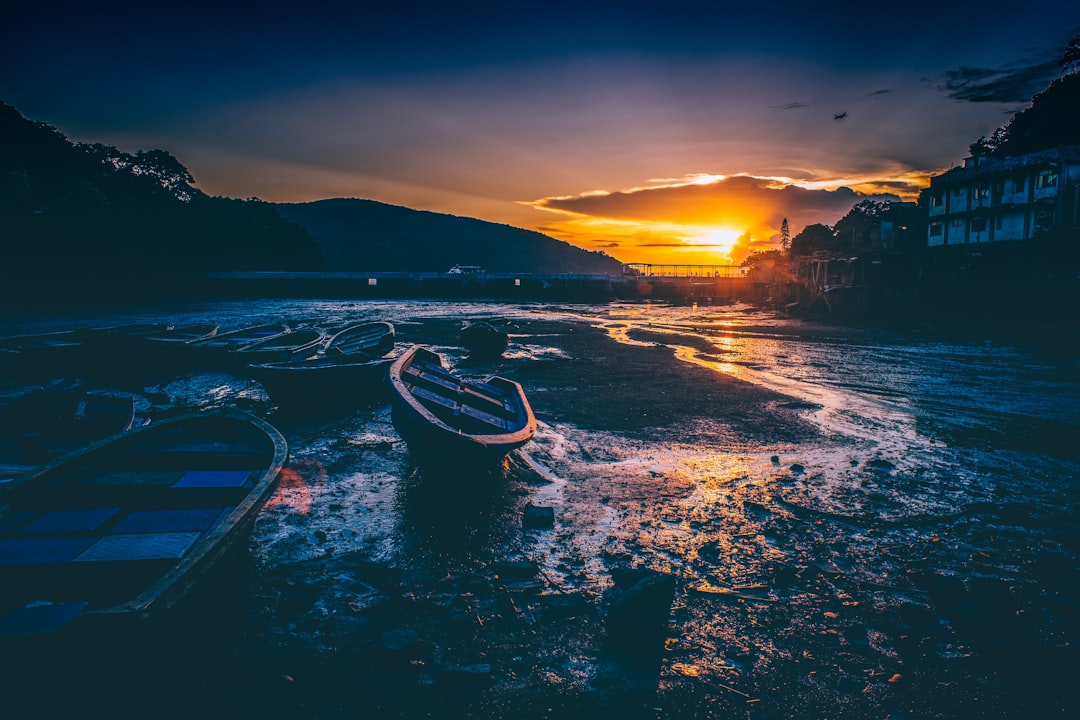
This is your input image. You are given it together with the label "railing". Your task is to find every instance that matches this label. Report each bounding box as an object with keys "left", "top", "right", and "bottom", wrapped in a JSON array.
[{"left": 622, "top": 263, "right": 746, "bottom": 278}]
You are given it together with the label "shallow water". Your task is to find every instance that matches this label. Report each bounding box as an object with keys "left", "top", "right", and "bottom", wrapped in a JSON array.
[{"left": 2, "top": 299, "right": 1078, "bottom": 718}]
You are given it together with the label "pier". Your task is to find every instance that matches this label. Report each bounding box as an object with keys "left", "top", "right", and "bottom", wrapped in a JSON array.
[{"left": 198, "top": 267, "right": 753, "bottom": 303}]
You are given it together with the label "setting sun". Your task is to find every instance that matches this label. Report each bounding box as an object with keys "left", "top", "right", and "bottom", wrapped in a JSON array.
[{"left": 685, "top": 226, "right": 743, "bottom": 258}]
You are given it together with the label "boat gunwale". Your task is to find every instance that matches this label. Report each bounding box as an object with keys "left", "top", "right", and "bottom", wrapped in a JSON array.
[
  {"left": 388, "top": 345, "right": 536, "bottom": 449},
  {"left": 1, "top": 408, "right": 288, "bottom": 623}
]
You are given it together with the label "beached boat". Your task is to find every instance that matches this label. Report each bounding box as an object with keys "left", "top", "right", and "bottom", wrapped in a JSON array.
[
  {"left": 246, "top": 322, "right": 394, "bottom": 410},
  {"left": 0, "top": 388, "right": 136, "bottom": 482},
  {"left": 459, "top": 321, "right": 509, "bottom": 358},
  {"left": 0, "top": 408, "right": 287, "bottom": 640},
  {"left": 102, "top": 323, "right": 220, "bottom": 350},
  {"left": 324, "top": 321, "right": 395, "bottom": 358},
  {"left": 248, "top": 353, "right": 394, "bottom": 409},
  {"left": 232, "top": 327, "right": 326, "bottom": 366},
  {"left": 185, "top": 324, "right": 292, "bottom": 368},
  {"left": 387, "top": 345, "right": 535, "bottom": 470},
  {"left": 188, "top": 324, "right": 290, "bottom": 353},
  {"left": 0, "top": 330, "right": 89, "bottom": 379},
  {"left": 79, "top": 323, "right": 221, "bottom": 381}
]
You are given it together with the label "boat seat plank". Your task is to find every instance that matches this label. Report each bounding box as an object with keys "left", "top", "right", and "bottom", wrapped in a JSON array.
[
  {"left": 410, "top": 385, "right": 459, "bottom": 412},
  {"left": 411, "top": 358, "right": 459, "bottom": 382},
  {"left": 170, "top": 470, "right": 254, "bottom": 489},
  {"left": 458, "top": 404, "right": 510, "bottom": 430},
  {"left": 0, "top": 537, "right": 96, "bottom": 565},
  {"left": 112, "top": 508, "right": 231, "bottom": 534},
  {"left": 0, "top": 511, "right": 35, "bottom": 534},
  {"left": 405, "top": 364, "right": 513, "bottom": 412},
  {"left": 404, "top": 365, "right": 462, "bottom": 394},
  {"left": 79, "top": 471, "right": 186, "bottom": 487},
  {"left": 460, "top": 387, "right": 516, "bottom": 417},
  {"left": 75, "top": 531, "right": 201, "bottom": 562},
  {"left": 16, "top": 508, "right": 121, "bottom": 535},
  {"left": 0, "top": 601, "right": 89, "bottom": 637}
]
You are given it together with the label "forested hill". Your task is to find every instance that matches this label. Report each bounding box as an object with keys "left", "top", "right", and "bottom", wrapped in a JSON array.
[
  {"left": 275, "top": 198, "right": 624, "bottom": 275},
  {"left": 0, "top": 102, "right": 624, "bottom": 299},
  {"left": 0, "top": 102, "right": 323, "bottom": 285}
]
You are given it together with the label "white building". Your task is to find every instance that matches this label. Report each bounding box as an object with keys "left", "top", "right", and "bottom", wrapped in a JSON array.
[{"left": 924, "top": 146, "right": 1080, "bottom": 246}]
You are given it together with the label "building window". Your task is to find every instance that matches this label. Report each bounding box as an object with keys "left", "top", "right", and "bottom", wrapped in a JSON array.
[
  {"left": 974, "top": 185, "right": 989, "bottom": 200},
  {"left": 952, "top": 188, "right": 964, "bottom": 197},
  {"left": 930, "top": 193, "right": 943, "bottom": 208},
  {"left": 929, "top": 222, "right": 943, "bottom": 236},
  {"left": 1035, "top": 206, "right": 1054, "bottom": 231},
  {"left": 1037, "top": 169, "right": 1058, "bottom": 189},
  {"left": 1013, "top": 175, "right": 1026, "bottom": 193},
  {"left": 971, "top": 217, "right": 987, "bottom": 232},
  {"left": 995, "top": 215, "right": 1003, "bottom": 230}
]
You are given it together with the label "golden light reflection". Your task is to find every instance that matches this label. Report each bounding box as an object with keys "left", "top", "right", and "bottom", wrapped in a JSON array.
[
  {"left": 673, "top": 346, "right": 744, "bottom": 380},
  {"left": 266, "top": 458, "right": 327, "bottom": 514}
]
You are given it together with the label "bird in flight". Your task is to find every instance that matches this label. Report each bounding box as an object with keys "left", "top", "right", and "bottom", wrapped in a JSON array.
[{"left": 833, "top": 112, "right": 848, "bottom": 120}]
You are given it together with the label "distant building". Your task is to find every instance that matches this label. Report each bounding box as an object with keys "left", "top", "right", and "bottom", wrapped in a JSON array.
[{"left": 923, "top": 146, "right": 1080, "bottom": 246}]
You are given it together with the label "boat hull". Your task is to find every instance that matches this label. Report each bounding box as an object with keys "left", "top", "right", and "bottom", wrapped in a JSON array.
[
  {"left": 249, "top": 354, "right": 393, "bottom": 409},
  {"left": 387, "top": 345, "right": 535, "bottom": 472},
  {"left": 0, "top": 409, "right": 287, "bottom": 641}
]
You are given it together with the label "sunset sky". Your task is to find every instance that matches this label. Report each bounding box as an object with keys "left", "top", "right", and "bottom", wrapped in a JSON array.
[{"left": 3, "top": 1, "right": 1078, "bottom": 264}]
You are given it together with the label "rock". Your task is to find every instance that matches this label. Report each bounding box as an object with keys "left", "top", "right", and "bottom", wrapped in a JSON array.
[
  {"left": 437, "top": 663, "right": 493, "bottom": 687},
  {"left": 604, "top": 572, "right": 677, "bottom": 656},
  {"left": 522, "top": 503, "right": 555, "bottom": 529},
  {"left": 770, "top": 455, "right": 780, "bottom": 465},
  {"left": 379, "top": 627, "right": 422, "bottom": 654},
  {"left": 789, "top": 463, "right": 805, "bottom": 474},
  {"left": 494, "top": 553, "right": 539, "bottom": 578}
]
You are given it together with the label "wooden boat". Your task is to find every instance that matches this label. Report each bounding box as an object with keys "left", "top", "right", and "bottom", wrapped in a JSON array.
[
  {"left": 0, "top": 408, "right": 287, "bottom": 640},
  {"left": 105, "top": 323, "right": 219, "bottom": 349},
  {"left": 0, "top": 388, "right": 136, "bottom": 482},
  {"left": 246, "top": 323, "right": 395, "bottom": 409},
  {"left": 0, "top": 330, "right": 89, "bottom": 380},
  {"left": 188, "top": 323, "right": 290, "bottom": 353},
  {"left": 248, "top": 353, "right": 393, "bottom": 409},
  {"left": 387, "top": 345, "right": 535, "bottom": 470},
  {"left": 231, "top": 327, "right": 327, "bottom": 366},
  {"left": 79, "top": 323, "right": 221, "bottom": 381},
  {"left": 185, "top": 324, "right": 292, "bottom": 368},
  {"left": 459, "top": 321, "right": 509, "bottom": 358},
  {"left": 324, "top": 321, "right": 395, "bottom": 358}
]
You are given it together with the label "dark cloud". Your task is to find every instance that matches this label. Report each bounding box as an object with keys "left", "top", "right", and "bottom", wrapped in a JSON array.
[
  {"left": 940, "top": 54, "right": 1060, "bottom": 103},
  {"left": 531, "top": 176, "right": 876, "bottom": 233},
  {"left": 866, "top": 89, "right": 890, "bottom": 97},
  {"left": 638, "top": 242, "right": 699, "bottom": 248},
  {"left": 772, "top": 102, "right": 811, "bottom": 110}
]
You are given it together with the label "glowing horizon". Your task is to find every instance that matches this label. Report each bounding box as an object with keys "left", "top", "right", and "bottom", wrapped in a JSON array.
[
  {"left": 5, "top": 4, "right": 1070, "bottom": 268},
  {"left": 523, "top": 171, "right": 932, "bottom": 265}
]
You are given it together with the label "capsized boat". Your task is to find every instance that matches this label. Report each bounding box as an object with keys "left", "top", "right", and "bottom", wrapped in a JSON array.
[{"left": 459, "top": 321, "right": 509, "bottom": 358}]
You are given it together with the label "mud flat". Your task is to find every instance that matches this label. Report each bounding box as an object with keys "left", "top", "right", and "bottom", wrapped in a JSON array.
[{"left": 2, "top": 305, "right": 1076, "bottom": 720}]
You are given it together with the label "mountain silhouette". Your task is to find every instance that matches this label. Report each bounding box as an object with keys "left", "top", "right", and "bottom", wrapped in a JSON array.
[{"left": 275, "top": 198, "right": 624, "bottom": 274}]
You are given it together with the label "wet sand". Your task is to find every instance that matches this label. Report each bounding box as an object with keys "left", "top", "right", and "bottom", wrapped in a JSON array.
[{"left": 3, "top": 307, "right": 1077, "bottom": 720}]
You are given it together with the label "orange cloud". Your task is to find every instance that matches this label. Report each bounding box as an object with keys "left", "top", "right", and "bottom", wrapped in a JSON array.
[{"left": 526, "top": 173, "right": 926, "bottom": 264}]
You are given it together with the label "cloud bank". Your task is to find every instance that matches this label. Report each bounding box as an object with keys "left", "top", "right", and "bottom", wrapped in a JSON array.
[{"left": 526, "top": 175, "right": 906, "bottom": 264}]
